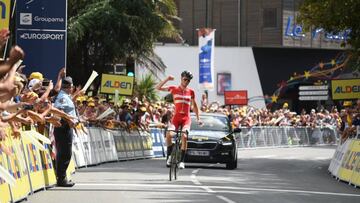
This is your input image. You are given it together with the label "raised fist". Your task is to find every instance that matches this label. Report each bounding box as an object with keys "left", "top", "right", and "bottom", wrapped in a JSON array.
[{"left": 167, "top": 75, "right": 174, "bottom": 81}]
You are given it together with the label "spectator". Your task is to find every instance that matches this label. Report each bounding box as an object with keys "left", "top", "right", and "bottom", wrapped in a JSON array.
[{"left": 53, "top": 76, "right": 77, "bottom": 187}]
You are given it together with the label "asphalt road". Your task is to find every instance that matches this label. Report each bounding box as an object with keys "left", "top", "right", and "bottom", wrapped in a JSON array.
[{"left": 28, "top": 146, "right": 360, "bottom": 203}]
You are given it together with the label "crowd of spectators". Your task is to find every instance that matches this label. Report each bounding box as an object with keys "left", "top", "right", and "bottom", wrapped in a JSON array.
[
  {"left": 0, "top": 28, "right": 358, "bottom": 153},
  {"left": 201, "top": 97, "right": 359, "bottom": 142},
  {"left": 74, "top": 91, "right": 359, "bottom": 144}
]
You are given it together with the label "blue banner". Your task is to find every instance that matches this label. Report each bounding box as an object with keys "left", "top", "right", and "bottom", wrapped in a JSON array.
[
  {"left": 16, "top": 0, "right": 67, "bottom": 81},
  {"left": 198, "top": 28, "right": 215, "bottom": 90}
]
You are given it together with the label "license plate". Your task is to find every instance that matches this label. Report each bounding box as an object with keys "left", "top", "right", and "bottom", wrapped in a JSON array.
[{"left": 188, "top": 150, "right": 209, "bottom": 156}]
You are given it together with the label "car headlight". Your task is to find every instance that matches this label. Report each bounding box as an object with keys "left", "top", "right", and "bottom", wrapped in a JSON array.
[
  {"left": 219, "top": 140, "right": 233, "bottom": 146},
  {"left": 222, "top": 141, "right": 233, "bottom": 146}
]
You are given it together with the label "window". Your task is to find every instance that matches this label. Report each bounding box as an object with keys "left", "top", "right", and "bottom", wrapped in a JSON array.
[{"left": 263, "top": 8, "right": 277, "bottom": 28}]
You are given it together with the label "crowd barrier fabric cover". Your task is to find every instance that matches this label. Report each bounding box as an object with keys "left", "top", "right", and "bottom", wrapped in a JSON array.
[
  {"left": 329, "top": 139, "right": 360, "bottom": 187},
  {"left": 113, "top": 131, "right": 128, "bottom": 160},
  {"left": 100, "top": 129, "right": 118, "bottom": 162},
  {"left": 149, "top": 127, "right": 166, "bottom": 157}
]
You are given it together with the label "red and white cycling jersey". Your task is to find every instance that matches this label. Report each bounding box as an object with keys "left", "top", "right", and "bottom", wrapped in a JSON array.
[{"left": 168, "top": 85, "right": 195, "bottom": 131}]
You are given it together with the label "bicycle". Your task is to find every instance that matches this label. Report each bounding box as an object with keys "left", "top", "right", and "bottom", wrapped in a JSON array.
[{"left": 167, "top": 125, "right": 187, "bottom": 181}]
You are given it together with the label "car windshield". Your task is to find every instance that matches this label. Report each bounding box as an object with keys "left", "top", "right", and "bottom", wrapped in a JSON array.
[{"left": 191, "top": 115, "right": 230, "bottom": 131}]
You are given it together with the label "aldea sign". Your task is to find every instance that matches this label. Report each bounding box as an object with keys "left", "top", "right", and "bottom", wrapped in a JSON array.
[
  {"left": 285, "top": 16, "right": 351, "bottom": 42},
  {"left": 331, "top": 79, "right": 360, "bottom": 100}
]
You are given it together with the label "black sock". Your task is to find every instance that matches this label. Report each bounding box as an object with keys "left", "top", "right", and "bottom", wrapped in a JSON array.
[
  {"left": 167, "top": 145, "right": 173, "bottom": 157},
  {"left": 180, "top": 150, "right": 186, "bottom": 162}
]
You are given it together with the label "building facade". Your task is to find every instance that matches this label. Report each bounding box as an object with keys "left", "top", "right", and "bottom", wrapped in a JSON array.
[
  {"left": 153, "top": 0, "right": 350, "bottom": 112},
  {"left": 174, "top": 0, "right": 349, "bottom": 49}
]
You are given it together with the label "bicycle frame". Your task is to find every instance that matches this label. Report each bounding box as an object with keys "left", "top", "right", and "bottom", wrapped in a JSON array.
[{"left": 168, "top": 126, "right": 187, "bottom": 181}]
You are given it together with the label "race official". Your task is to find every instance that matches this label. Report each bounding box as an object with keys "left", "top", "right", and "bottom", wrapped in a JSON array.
[{"left": 53, "top": 76, "right": 76, "bottom": 187}]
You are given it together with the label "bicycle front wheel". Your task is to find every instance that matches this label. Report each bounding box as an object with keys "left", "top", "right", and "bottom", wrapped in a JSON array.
[{"left": 169, "top": 146, "right": 178, "bottom": 181}]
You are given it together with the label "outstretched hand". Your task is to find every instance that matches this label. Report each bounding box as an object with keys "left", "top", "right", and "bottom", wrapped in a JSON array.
[
  {"left": 167, "top": 75, "right": 174, "bottom": 81},
  {"left": 58, "top": 67, "right": 66, "bottom": 78},
  {"left": 0, "top": 29, "right": 10, "bottom": 48}
]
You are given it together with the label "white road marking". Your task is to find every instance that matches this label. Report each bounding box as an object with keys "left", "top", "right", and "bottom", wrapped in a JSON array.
[
  {"left": 253, "top": 155, "right": 276, "bottom": 158},
  {"left": 214, "top": 187, "right": 360, "bottom": 197},
  {"left": 201, "top": 186, "right": 215, "bottom": 193},
  {"left": 191, "top": 174, "right": 201, "bottom": 185},
  {"left": 192, "top": 169, "right": 200, "bottom": 174},
  {"left": 75, "top": 183, "right": 360, "bottom": 197},
  {"left": 191, "top": 166, "right": 235, "bottom": 202},
  {"left": 191, "top": 168, "right": 201, "bottom": 185},
  {"left": 313, "top": 157, "right": 329, "bottom": 160},
  {"left": 216, "top": 195, "right": 236, "bottom": 203}
]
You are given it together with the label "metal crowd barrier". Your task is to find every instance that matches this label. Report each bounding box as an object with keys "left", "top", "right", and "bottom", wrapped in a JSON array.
[
  {"left": 71, "top": 127, "right": 156, "bottom": 168},
  {"left": 235, "top": 126, "right": 339, "bottom": 149},
  {"left": 328, "top": 138, "right": 360, "bottom": 188},
  {"left": 1, "top": 125, "right": 159, "bottom": 203},
  {"left": 0, "top": 128, "right": 75, "bottom": 203}
]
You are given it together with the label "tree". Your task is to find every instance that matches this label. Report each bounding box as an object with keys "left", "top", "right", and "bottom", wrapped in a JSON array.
[
  {"left": 297, "top": 0, "right": 360, "bottom": 53},
  {"left": 134, "top": 74, "right": 158, "bottom": 102},
  {"left": 67, "top": 0, "right": 181, "bottom": 85}
]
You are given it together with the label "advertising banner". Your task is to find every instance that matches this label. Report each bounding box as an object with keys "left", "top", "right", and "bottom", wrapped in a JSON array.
[
  {"left": 100, "top": 74, "right": 134, "bottom": 96},
  {"left": 198, "top": 28, "right": 215, "bottom": 90},
  {"left": 123, "top": 131, "right": 135, "bottom": 158},
  {"left": 113, "top": 131, "right": 128, "bottom": 160},
  {"left": 338, "top": 141, "right": 356, "bottom": 182},
  {"left": 72, "top": 130, "right": 87, "bottom": 168},
  {"left": 22, "top": 139, "right": 45, "bottom": 192},
  {"left": 331, "top": 79, "right": 360, "bottom": 100},
  {"left": 0, "top": 142, "right": 12, "bottom": 203},
  {"left": 150, "top": 127, "right": 165, "bottom": 157},
  {"left": 224, "top": 90, "right": 248, "bottom": 105},
  {"left": 6, "top": 136, "right": 31, "bottom": 201},
  {"left": 217, "top": 73, "right": 231, "bottom": 95},
  {"left": 0, "top": 0, "right": 11, "bottom": 30},
  {"left": 40, "top": 144, "right": 56, "bottom": 186},
  {"left": 348, "top": 140, "right": 360, "bottom": 186},
  {"left": 328, "top": 139, "right": 351, "bottom": 177},
  {"left": 16, "top": 0, "right": 67, "bottom": 81}
]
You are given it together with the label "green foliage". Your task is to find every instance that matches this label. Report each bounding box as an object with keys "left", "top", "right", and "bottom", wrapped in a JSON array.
[
  {"left": 134, "top": 74, "right": 159, "bottom": 102},
  {"left": 298, "top": 0, "right": 360, "bottom": 53},
  {"left": 67, "top": 0, "right": 180, "bottom": 85}
]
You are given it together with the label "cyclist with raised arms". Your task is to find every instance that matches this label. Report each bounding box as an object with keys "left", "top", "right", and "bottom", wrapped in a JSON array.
[{"left": 156, "top": 71, "right": 201, "bottom": 169}]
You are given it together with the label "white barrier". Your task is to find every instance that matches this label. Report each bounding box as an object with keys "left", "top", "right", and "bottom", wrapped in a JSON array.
[
  {"left": 328, "top": 139, "right": 360, "bottom": 187},
  {"left": 72, "top": 130, "right": 87, "bottom": 168},
  {"left": 236, "top": 126, "right": 339, "bottom": 148},
  {"left": 71, "top": 127, "right": 155, "bottom": 168},
  {"left": 328, "top": 139, "right": 352, "bottom": 177},
  {"left": 100, "top": 129, "right": 118, "bottom": 162}
]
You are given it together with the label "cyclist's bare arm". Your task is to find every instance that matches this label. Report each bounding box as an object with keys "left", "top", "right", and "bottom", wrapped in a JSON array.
[
  {"left": 192, "top": 98, "right": 202, "bottom": 124},
  {"left": 156, "top": 75, "right": 174, "bottom": 91}
]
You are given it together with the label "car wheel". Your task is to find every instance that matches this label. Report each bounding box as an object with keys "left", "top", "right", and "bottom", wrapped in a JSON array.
[{"left": 226, "top": 149, "right": 237, "bottom": 170}]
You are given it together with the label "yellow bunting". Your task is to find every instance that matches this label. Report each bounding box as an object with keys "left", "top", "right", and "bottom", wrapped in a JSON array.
[
  {"left": 331, "top": 59, "right": 336, "bottom": 66},
  {"left": 271, "top": 95, "right": 278, "bottom": 103}
]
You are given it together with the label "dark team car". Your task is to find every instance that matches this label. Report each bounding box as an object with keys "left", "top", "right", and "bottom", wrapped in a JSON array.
[{"left": 185, "top": 113, "right": 241, "bottom": 169}]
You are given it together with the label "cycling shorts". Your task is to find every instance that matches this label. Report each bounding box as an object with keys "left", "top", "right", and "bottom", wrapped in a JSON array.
[{"left": 168, "top": 115, "right": 191, "bottom": 137}]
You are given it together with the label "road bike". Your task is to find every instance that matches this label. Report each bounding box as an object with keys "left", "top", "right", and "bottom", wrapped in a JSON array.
[{"left": 168, "top": 125, "right": 187, "bottom": 181}]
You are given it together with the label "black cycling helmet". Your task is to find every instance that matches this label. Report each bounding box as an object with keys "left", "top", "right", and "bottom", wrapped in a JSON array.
[{"left": 181, "top": 70, "right": 193, "bottom": 80}]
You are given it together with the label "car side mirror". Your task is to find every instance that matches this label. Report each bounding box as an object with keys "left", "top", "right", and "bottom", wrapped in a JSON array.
[{"left": 233, "top": 128, "right": 241, "bottom": 133}]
